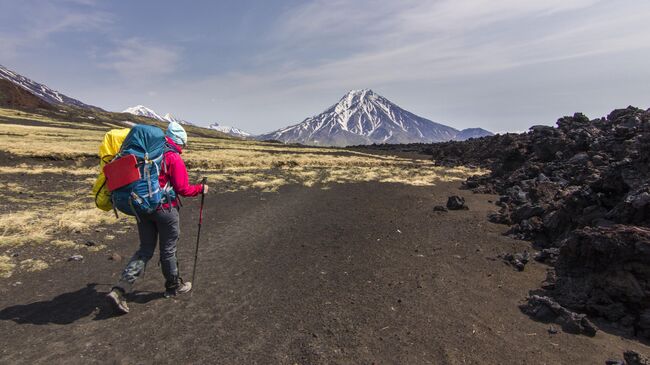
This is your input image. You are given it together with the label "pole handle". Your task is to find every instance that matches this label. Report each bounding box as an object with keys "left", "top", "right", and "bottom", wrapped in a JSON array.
[{"left": 201, "top": 177, "right": 208, "bottom": 194}]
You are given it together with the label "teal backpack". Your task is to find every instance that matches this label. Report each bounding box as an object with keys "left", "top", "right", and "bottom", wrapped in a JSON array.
[{"left": 108, "top": 125, "right": 176, "bottom": 218}]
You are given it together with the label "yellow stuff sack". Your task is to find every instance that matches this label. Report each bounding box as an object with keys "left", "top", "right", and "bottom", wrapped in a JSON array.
[{"left": 92, "top": 128, "right": 131, "bottom": 211}]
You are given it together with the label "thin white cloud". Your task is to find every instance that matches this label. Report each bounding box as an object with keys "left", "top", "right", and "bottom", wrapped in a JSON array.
[
  {"left": 275, "top": 0, "right": 601, "bottom": 45},
  {"left": 101, "top": 38, "right": 181, "bottom": 79},
  {"left": 236, "top": 0, "right": 650, "bottom": 94}
]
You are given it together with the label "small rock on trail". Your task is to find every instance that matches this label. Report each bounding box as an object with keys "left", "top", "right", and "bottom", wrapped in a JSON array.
[
  {"left": 500, "top": 251, "right": 530, "bottom": 271},
  {"left": 446, "top": 195, "right": 469, "bottom": 210},
  {"left": 606, "top": 359, "right": 625, "bottom": 365},
  {"left": 624, "top": 350, "right": 650, "bottom": 365},
  {"left": 433, "top": 205, "right": 448, "bottom": 212},
  {"left": 605, "top": 351, "right": 650, "bottom": 365}
]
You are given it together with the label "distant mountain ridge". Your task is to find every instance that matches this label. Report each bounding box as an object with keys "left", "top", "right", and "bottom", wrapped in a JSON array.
[
  {"left": 0, "top": 64, "right": 101, "bottom": 110},
  {"left": 123, "top": 105, "right": 253, "bottom": 138},
  {"left": 122, "top": 105, "right": 195, "bottom": 126},
  {"left": 208, "top": 123, "right": 251, "bottom": 138},
  {"left": 258, "top": 89, "right": 492, "bottom": 146},
  {"left": 455, "top": 127, "right": 493, "bottom": 141},
  {"left": 163, "top": 113, "right": 194, "bottom": 126}
]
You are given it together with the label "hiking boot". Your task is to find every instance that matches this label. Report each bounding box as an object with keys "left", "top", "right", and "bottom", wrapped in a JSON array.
[
  {"left": 106, "top": 287, "right": 129, "bottom": 314},
  {"left": 164, "top": 279, "right": 192, "bottom": 298}
]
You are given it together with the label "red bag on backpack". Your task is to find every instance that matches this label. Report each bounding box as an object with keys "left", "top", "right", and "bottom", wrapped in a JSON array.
[{"left": 103, "top": 154, "right": 140, "bottom": 191}]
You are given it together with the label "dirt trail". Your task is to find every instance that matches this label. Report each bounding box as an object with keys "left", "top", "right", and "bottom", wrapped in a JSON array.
[{"left": 0, "top": 182, "right": 647, "bottom": 364}]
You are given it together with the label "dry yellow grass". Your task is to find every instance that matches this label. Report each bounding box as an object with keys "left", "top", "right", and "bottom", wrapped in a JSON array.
[
  {"left": 52, "top": 239, "right": 78, "bottom": 249},
  {"left": 182, "top": 134, "right": 485, "bottom": 192},
  {"left": 0, "top": 200, "right": 120, "bottom": 247},
  {"left": 56, "top": 202, "right": 117, "bottom": 232},
  {"left": 0, "top": 164, "right": 97, "bottom": 176},
  {"left": 0, "top": 255, "right": 16, "bottom": 278},
  {"left": 0, "top": 181, "right": 23, "bottom": 193},
  {"left": 202, "top": 162, "right": 484, "bottom": 193},
  {"left": 0, "top": 122, "right": 102, "bottom": 158},
  {"left": 19, "top": 259, "right": 49, "bottom": 272}
]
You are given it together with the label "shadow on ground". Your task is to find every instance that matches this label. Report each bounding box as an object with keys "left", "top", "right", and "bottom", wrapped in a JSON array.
[{"left": 0, "top": 283, "right": 164, "bottom": 325}]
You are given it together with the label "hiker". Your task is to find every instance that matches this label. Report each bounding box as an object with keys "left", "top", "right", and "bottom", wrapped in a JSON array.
[{"left": 107, "top": 122, "right": 208, "bottom": 314}]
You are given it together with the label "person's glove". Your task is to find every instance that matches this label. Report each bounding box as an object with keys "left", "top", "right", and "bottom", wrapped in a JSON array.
[{"left": 202, "top": 184, "right": 209, "bottom": 194}]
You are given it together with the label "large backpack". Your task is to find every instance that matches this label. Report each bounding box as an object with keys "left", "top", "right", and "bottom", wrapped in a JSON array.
[{"left": 104, "top": 124, "right": 176, "bottom": 218}]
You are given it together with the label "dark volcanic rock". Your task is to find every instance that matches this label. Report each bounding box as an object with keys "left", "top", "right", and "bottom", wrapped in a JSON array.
[
  {"left": 512, "top": 204, "right": 545, "bottom": 223},
  {"left": 624, "top": 350, "right": 650, "bottom": 365},
  {"left": 554, "top": 226, "right": 650, "bottom": 336},
  {"left": 534, "top": 248, "right": 560, "bottom": 265},
  {"left": 433, "top": 205, "right": 448, "bottom": 212},
  {"left": 488, "top": 210, "right": 511, "bottom": 225},
  {"left": 500, "top": 251, "right": 530, "bottom": 271},
  {"left": 605, "top": 359, "right": 625, "bottom": 365},
  {"left": 520, "top": 295, "right": 598, "bottom": 336},
  {"left": 421, "top": 105, "right": 650, "bottom": 339},
  {"left": 446, "top": 196, "right": 468, "bottom": 210}
]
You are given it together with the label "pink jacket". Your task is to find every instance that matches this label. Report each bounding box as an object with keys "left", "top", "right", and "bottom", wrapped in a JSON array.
[{"left": 159, "top": 137, "right": 203, "bottom": 209}]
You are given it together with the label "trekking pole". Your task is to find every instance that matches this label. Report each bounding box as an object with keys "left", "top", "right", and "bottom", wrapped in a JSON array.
[{"left": 191, "top": 177, "right": 207, "bottom": 292}]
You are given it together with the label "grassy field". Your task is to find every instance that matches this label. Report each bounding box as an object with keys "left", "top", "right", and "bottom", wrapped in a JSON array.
[{"left": 0, "top": 107, "right": 485, "bottom": 278}]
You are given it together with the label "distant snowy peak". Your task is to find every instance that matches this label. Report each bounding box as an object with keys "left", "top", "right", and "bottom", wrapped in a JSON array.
[
  {"left": 208, "top": 123, "right": 251, "bottom": 138},
  {"left": 163, "top": 113, "right": 194, "bottom": 126},
  {"left": 0, "top": 64, "right": 100, "bottom": 110},
  {"left": 122, "top": 107, "right": 248, "bottom": 136},
  {"left": 123, "top": 106, "right": 198, "bottom": 126},
  {"left": 258, "top": 89, "right": 461, "bottom": 146},
  {"left": 123, "top": 105, "right": 165, "bottom": 121}
]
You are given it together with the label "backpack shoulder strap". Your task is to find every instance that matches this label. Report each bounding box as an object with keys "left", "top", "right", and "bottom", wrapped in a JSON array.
[
  {"left": 164, "top": 140, "right": 181, "bottom": 154},
  {"left": 161, "top": 142, "right": 180, "bottom": 174}
]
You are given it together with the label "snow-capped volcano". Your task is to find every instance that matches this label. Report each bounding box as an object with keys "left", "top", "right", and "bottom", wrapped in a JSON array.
[
  {"left": 0, "top": 64, "right": 100, "bottom": 110},
  {"left": 208, "top": 123, "right": 251, "bottom": 138},
  {"left": 123, "top": 105, "right": 165, "bottom": 121},
  {"left": 258, "top": 89, "right": 491, "bottom": 146}
]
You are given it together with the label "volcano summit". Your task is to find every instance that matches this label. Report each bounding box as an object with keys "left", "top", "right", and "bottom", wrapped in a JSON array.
[{"left": 258, "top": 89, "right": 492, "bottom": 146}]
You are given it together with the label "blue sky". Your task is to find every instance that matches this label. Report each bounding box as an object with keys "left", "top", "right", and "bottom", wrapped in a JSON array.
[{"left": 1, "top": 0, "right": 649, "bottom": 134}]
